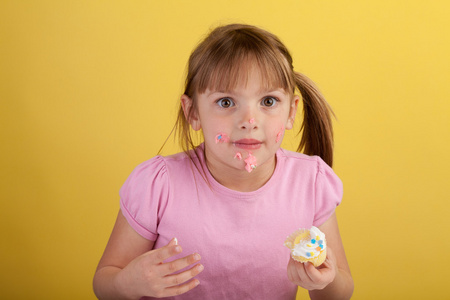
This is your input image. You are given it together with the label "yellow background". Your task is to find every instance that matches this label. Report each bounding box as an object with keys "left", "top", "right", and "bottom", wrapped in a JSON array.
[{"left": 1, "top": 1, "right": 449, "bottom": 299}]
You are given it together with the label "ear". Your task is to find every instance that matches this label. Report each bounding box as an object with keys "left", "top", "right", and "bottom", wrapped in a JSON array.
[
  {"left": 285, "top": 95, "right": 299, "bottom": 130},
  {"left": 180, "top": 94, "right": 201, "bottom": 131}
]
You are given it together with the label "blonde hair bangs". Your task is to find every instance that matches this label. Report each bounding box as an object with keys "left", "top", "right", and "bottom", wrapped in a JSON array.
[{"left": 184, "top": 24, "right": 296, "bottom": 98}]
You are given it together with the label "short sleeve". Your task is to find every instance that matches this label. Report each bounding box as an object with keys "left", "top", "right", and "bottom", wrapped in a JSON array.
[
  {"left": 313, "top": 158, "right": 343, "bottom": 226},
  {"left": 119, "top": 156, "right": 169, "bottom": 241}
]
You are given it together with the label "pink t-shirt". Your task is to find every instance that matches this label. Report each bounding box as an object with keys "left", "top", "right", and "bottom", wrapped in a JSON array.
[{"left": 120, "top": 144, "right": 342, "bottom": 300}]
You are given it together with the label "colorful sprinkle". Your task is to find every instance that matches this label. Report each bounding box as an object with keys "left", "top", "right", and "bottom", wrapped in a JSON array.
[
  {"left": 306, "top": 252, "right": 311, "bottom": 257},
  {"left": 311, "top": 239, "right": 316, "bottom": 244},
  {"left": 215, "top": 133, "right": 230, "bottom": 144}
]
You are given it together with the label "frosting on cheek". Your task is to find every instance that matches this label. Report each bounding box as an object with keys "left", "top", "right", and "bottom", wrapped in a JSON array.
[
  {"left": 276, "top": 125, "right": 285, "bottom": 143},
  {"left": 215, "top": 133, "right": 230, "bottom": 144}
]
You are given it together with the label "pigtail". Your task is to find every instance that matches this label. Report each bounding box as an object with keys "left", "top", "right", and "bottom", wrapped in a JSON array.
[{"left": 295, "top": 72, "right": 335, "bottom": 167}]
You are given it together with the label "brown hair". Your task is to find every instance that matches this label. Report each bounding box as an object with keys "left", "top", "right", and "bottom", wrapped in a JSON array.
[{"left": 171, "top": 23, "right": 335, "bottom": 167}]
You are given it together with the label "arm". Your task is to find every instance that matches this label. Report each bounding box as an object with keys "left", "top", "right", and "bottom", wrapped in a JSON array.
[
  {"left": 93, "top": 210, "right": 203, "bottom": 299},
  {"left": 287, "top": 213, "right": 354, "bottom": 300}
]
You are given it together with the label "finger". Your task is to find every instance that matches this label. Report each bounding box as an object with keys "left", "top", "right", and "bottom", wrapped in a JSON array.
[
  {"left": 168, "top": 237, "right": 178, "bottom": 246},
  {"left": 320, "top": 257, "right": 333, "bottom": 270},
  {"left": 159, "top": 252, "right": 202, "bottom": 277},
  {"left": 305, "top": 261, "right": 334, "bottom": 283},
  {"left": 163, "top": 263, "right": 204, "bottom": 288},
  {"left": 287, "top": 258, "right": 299, "bottom": 283},
  {"left": 150, "top": 239, "right": 183, "bottom": 264},
  {"left": 164, "top": 278, "right": 200, "bottom": 297},
  {"left": 297, "top": 262, "right": 312, "bottom": 284},
  {"left": 287, "top": 267, "right": 292, "bottom": 283},
  {"left": 304, "top": 261, "right": 320, "bottom": 281}
]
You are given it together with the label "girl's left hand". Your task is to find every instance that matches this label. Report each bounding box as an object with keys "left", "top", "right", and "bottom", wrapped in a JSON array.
[{"left": 287, "top": 246, "right": 337, "bottom": 290}]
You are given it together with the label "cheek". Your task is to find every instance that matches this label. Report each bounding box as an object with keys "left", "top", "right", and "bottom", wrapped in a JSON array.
[
  {"left": 203, "top": 119, "right": 230, "bottom": 143},
  {"left": 274, "top": 124, "right": 285, "bottom": 143},
  {"left": 267, "top": 118, "right": 287, "bottom": 143},
  {"left": 215, "top": 133, "right": 230, "bottom": 144}
]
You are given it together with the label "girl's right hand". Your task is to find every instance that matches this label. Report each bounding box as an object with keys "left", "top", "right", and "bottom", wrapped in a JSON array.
[{"left": 114, "top": 238, "right": 204, "bottom": 299}]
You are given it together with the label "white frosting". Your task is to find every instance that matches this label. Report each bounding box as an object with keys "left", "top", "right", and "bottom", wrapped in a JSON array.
[{"left": 292, "top": 226, "right": 326, "bottom": 259}]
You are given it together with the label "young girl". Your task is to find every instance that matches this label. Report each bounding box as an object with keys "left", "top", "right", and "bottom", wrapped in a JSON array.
[{"left": 93, "top": 24, "right": 353, "bottom": 299}]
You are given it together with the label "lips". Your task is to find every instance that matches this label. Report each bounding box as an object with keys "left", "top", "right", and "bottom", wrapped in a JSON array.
[{"left": 233, "top": 139, "right": 262, "bottom": 150}]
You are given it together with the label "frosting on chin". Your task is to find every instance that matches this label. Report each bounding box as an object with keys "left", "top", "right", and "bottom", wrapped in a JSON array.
[
  {"left": 292, "top": 226, "right": 326, "bottom": 259},
  {"left": 244, "top": 153, "right": 257, "bottom": 173}
]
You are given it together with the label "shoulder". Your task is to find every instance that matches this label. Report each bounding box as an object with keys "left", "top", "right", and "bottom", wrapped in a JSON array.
[
  {"left": 277, "top": 148, "right": 327, "bottom": 175},
  {"left": 276, "top": 148, "right": 342, "bottom": 192},
  {"left": 120, "top": 151, "right": 192, "bottom": 195},
  {"left": 278, "top": 148, "right": 319, "bottom": 162},
  {"left": 123, "top": 148, "right": 207, "bottom": 194},
  {"left": 128, "top": 151, "right": 192, "bottom": 176}
]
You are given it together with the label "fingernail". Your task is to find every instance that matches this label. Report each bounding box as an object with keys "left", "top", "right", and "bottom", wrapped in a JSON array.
[
  {"left": 197, "top": 264, "right": 204, "bottom": 272},
  {"left": 194, "top": 253, "right": 201, "bottom": 261},
  {"left": 174, "top": 237, "right": 178, "bottom": 245},
  {"left": 175, "top": 246, "right": 181, "bottom": 253}
]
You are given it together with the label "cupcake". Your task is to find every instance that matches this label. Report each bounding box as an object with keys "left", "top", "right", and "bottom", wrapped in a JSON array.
[{"left": 284, "top": 226, "right": 327, "bottom": 267}]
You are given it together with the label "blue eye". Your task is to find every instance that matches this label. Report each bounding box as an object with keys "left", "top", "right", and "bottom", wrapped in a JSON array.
[
  {"left": 217, "top": 97, "right": 234, "bottom": 108},
  {"left": 262, "top": 97, "right": 278, "bottom": 107}
]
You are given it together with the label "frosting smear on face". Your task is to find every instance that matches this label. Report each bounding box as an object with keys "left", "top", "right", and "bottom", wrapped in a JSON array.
[
  {"left": 244, "top": 153, "right": 257, "bottom": 173},
  {"left": 276, "top": 125, "right": 284, "bottom": 143},
  {"left": 215, "top": 133, "right": 230, "bottom": 144},
  {"left": 214, "top": 132, "right": 258, "bottom": 172}
]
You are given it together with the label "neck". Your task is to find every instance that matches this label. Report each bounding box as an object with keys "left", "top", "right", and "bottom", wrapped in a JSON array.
[{"left": 205, "top": 154, "right": 277, "bottom": 192}]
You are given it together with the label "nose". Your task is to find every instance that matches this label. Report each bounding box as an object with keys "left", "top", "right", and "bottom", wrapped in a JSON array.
[{"left": 239, "top": 107, "right": 258, "bottom": 130}]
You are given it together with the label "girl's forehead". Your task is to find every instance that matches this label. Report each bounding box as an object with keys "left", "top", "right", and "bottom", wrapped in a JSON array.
[
  {"left": 203, "top": 80, "right": 287, "bottom": 97},
  {"left": 198, "top": 63, "right": 290, "bottom": 95}
]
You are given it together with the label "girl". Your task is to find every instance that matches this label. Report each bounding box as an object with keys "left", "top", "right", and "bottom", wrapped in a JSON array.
[{"left": 93, "top": 24, "right": 353, "bottom": 299}]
